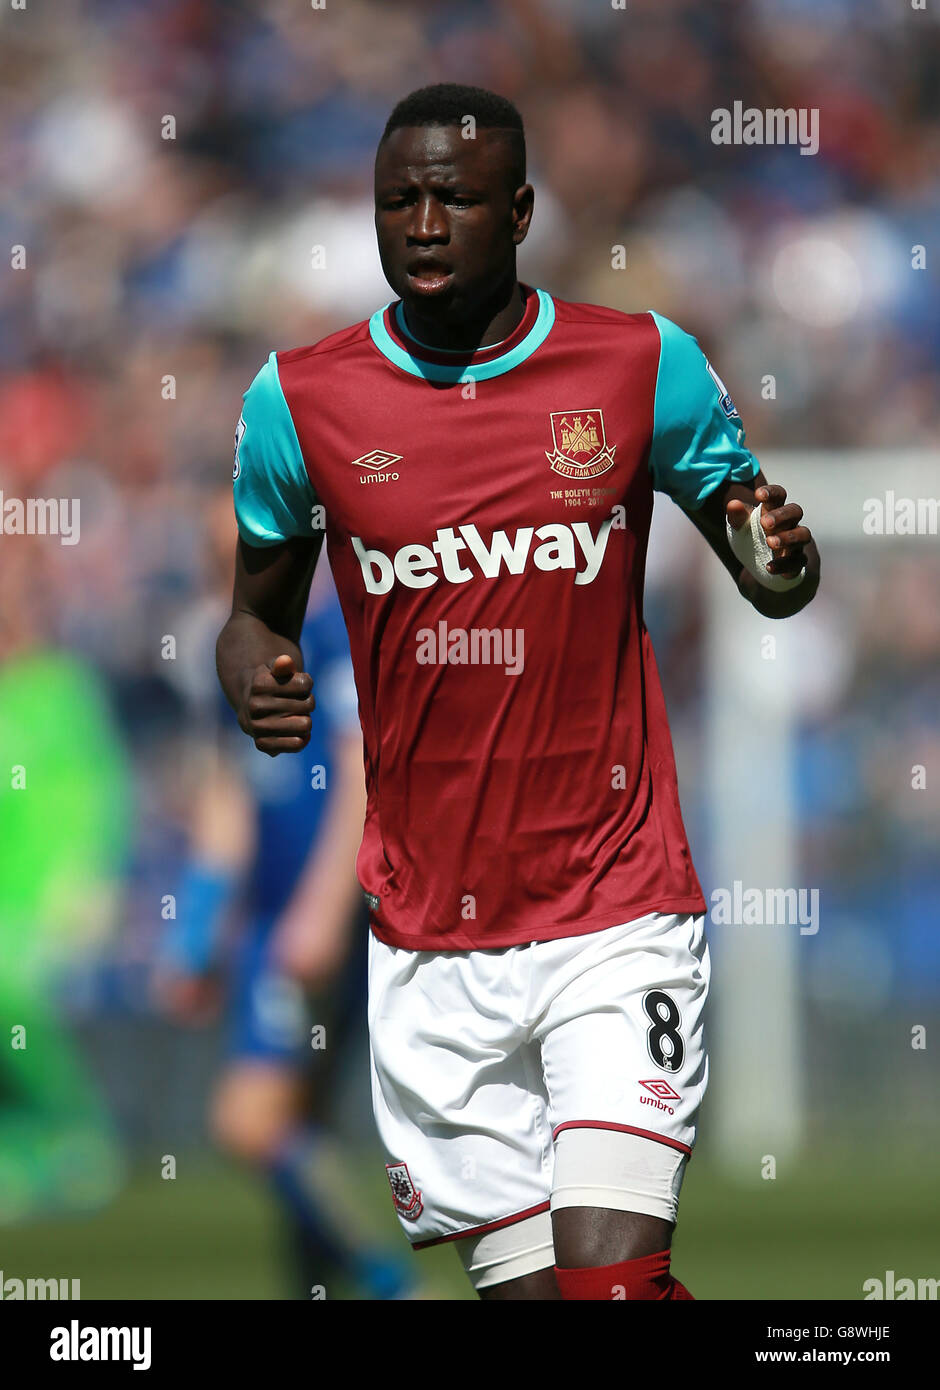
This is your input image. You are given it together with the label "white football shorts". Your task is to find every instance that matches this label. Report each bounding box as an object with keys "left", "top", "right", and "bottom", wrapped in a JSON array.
[{"left": 368, "top": 910, "right": 709, "bottom": 1263}]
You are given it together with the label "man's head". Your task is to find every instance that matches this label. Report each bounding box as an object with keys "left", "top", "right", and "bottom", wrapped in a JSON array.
[{"left": 374, "top": 83, "right": 534, "bottom": 328}]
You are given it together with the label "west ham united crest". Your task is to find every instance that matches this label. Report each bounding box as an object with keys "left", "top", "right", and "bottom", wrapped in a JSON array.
[
  {"left": 545, "top": 409, "right": 616, "bottom": 479},
  {"left": 386, "top": 1161, "right": 424, "bottom": 1222}
]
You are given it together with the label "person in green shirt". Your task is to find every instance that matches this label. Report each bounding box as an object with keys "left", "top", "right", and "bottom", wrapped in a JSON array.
[{"left": 0, "top": 602, "right": 131, "bottom": 1223}]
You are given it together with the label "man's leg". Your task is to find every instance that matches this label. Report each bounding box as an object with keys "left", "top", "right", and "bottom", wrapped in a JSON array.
[
  {"left": 553, "top": 1204, "right": 691, "bottom": 1300},
  {"left": 453, "top": 1207, "right": 557, "bottom": 1299},
  {"left": 212, "top": 1059, "right": 414, "bottom": 1298},
  {"left": 478, "top": 1266, "right": 561, "bottom": 1300},
  {"left": 553, "top": 1205, "right": 672, "bottom": 1266},
  {"left": 369, "top": 931, "right": 561, "bottom": 1297},
  {"left": 217, "top": 926, "right": 414, "bottom": 1300},
  {"left": 533, "top": 913, "right": 709, "bottom": 1300},
  {"left": 477, "top": 1207, "right": 676, "bottom": 1299},
  {"left": 466, "top": 1135, "right": 690, "bottom": 1301},
  {"left": 467, "top": 1201, "right": 679, "bottom": 1299}
]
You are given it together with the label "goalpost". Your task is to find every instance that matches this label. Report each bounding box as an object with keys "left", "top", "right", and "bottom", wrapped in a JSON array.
[{"left": 702, "top": 449, "right": 938, "bottom": 1177}]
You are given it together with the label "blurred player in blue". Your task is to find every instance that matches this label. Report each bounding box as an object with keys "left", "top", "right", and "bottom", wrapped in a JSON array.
[{"left": 158, "top": 491, "right": 415, "bottom": 1299}]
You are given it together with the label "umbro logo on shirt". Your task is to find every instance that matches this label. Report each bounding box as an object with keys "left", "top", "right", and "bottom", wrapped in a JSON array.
[{"left": 352, "top": 449, "right": 402, "bottom": 484}]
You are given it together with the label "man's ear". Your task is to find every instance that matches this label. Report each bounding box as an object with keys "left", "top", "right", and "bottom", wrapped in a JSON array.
[{"left": 512, "top": 184, "right": 535, "bottom": 244}]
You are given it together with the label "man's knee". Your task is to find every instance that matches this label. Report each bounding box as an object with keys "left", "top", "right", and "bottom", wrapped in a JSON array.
[
  {"left": 552, "top": 1205, "right": 673, "bottom": 1270},
  {"left": 549, "top": 1129, "right": 693, "bottom": 1299},
  {"left": 209, "top": 1065, "right": 300, "bottom": 1164}
]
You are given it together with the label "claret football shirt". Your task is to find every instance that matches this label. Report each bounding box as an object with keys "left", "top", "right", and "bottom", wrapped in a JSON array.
[{"left": 232, "top": 284, "right": 757, "bottom": 950}]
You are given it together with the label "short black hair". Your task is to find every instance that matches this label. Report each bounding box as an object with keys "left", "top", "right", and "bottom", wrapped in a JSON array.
[{"left": 380, "top": 83, "right": 526, "bottom": 190}]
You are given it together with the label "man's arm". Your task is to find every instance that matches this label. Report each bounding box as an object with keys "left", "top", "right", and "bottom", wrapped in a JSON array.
[
  {"left": 216, "top": 532, "right": 323, "bottom": 754},
  {"left": 684, "top": 472, "right": 820, "bottom": 619},
  {"left": 270, "top": 727, "right": 368, "bottom": 988},
  {"left": 154, "top": 740, "right": 254, "bottom": 1024},
  {"left": 221, "top": 346, "right": 325, "bottom": 750},
  {"left": 646, "top": 313, "right": 820, "bottom": 620}
]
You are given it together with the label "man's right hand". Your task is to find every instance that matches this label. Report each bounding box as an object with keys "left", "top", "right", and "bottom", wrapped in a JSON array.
[{"left": 239, "top": 654, "right": 315, "bottom": 755}]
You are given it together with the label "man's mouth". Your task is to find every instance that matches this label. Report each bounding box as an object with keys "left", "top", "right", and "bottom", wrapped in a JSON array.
[{"left": 405, "top": 259, "right": 454, "bottom": 297}]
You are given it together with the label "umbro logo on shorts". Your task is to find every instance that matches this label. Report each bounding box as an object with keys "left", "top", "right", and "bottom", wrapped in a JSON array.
[
  {"left": 386, "top": 1162, "right": 423, "bottom": 1222},
  {"left": 639, "top": 1078, "right": 681, "bottom": 1114},
  {"left": 639, "top": 1079, "right": 681, "bottom": 1101}
]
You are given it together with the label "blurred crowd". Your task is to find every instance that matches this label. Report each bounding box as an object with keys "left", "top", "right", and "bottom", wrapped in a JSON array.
[{"left": 0, "top": 0, "right": 938, "bottom": 1134}]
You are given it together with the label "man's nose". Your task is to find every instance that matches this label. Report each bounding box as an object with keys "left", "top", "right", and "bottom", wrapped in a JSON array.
[{"left": 407, "top": 196, "right": 447, "bottom": 242}]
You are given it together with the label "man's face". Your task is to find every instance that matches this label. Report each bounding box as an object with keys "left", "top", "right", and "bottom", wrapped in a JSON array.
[{"left": 374, "top": 124, "right": 533, "bottom": 323}]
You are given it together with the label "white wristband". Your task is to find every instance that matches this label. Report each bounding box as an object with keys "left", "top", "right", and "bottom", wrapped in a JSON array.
[{"left": 726, "top": 503, "right": 806, "bottom": 592}]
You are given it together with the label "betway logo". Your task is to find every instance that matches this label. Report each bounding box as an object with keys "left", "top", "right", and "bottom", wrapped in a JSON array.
[{"left": 352, "top": 518, "right": 614, "bottom": 594}]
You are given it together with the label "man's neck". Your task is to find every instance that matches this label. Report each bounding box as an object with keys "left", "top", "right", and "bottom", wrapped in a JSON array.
[{"left": 401, "top": 278, "right": 525, "bottom": 353}]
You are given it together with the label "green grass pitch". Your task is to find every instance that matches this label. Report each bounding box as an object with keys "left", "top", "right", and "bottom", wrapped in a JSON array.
[{"left": 1, "top": 1148, "right": 935, "bottom": 1300}]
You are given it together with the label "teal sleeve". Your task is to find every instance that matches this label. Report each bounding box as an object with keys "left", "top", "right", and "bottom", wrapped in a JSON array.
[
  {"left": 232, "top": 352, "right": 316, "bottom": 547},
  {"left": 648, "top": 311, "right": 759, "bottom": 511}
]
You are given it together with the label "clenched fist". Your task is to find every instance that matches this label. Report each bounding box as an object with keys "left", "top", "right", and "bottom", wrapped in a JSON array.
[{"left": 239, "top": 654, "right": 316, "bottom": 756}]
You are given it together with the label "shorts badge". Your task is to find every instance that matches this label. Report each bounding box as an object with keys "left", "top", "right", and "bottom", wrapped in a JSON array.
[{"left": 386, "top": 1161, "right": 424, "bottom": 1222}]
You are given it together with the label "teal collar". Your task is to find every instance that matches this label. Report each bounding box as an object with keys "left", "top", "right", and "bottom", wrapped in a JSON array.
[{"left": 368, "top": 287, "right": 555, "bottom": 383}]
